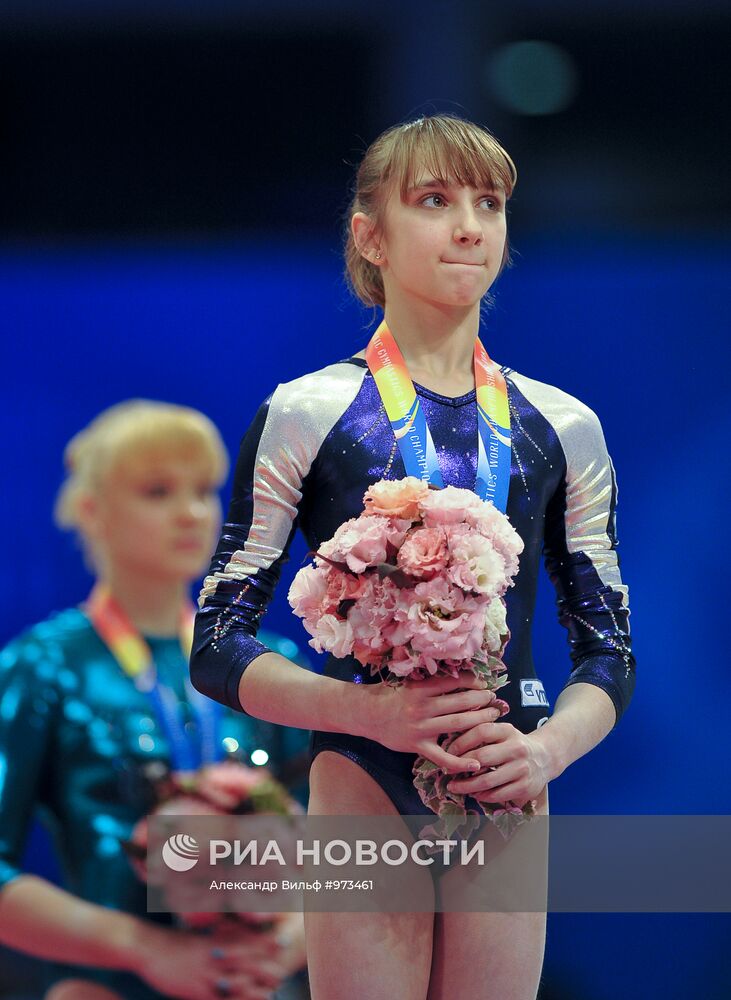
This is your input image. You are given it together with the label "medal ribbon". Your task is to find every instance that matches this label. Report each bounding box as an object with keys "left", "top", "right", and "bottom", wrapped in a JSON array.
[
  {"left": 85, "top": 584, "right": 222, "bottom": 771},
  {"left": 365, "top": 320, "right": 511, "bottom": 510}
]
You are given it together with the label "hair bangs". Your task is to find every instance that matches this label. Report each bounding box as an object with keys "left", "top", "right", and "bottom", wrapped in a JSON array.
[
  {"left": 390, "top": 118, "right": 517, "bottom": 202},
  {"left": 109, "top": 414, "right": 227, "bottom": 485}
]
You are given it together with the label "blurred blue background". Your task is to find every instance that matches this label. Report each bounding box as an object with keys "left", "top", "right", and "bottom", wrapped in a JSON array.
[{"left": 1, "top": 2, "right": 729, "bottom": 997}]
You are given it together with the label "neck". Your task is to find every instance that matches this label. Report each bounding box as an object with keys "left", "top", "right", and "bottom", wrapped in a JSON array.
[
  {"left": 97, "top": 568, "right": 188, "bottom": 637},
  {"left": 382, "top": 297, "right": 480, "bottom": 378}
]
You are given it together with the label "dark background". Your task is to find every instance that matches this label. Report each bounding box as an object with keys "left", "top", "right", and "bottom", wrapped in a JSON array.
[{"left": 1, "top": 2, "right": 730, "bottom": 997}]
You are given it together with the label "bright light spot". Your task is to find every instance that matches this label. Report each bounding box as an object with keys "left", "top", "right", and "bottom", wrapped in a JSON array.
[
  {"left": 250, "top": 748, "right": 269, "bottom": 766},
  {"left": 222, "top": 737, "right": 239, "bottom": 753},
  {"left": 486, "top": 41, "right": 579, "bottom": 115}
]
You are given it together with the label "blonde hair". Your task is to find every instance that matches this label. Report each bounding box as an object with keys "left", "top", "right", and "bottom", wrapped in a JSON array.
[
  {"left": 345, "top": 115, "right": 518, "bottom": 308},
  {"left": 55, "top": 399, "right": 229, "bottom": 533}
]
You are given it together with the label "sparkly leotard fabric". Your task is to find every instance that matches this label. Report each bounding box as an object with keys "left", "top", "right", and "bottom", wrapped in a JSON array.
[
  {"left": 191, "top": 356, "right": 635, "bottom": 815},
  {"left": 0, "top": 611, "right": 310, "bottom": 998}
]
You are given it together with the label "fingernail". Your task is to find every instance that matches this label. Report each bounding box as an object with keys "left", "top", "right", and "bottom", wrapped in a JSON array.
[{"left": 468, "top": 760, "right": 480, "bottom": 771}]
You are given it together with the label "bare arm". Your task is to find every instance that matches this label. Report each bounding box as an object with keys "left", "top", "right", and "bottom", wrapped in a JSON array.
[
  {"left": 527, "top": 681, "right": 616, "bottom": 782},
  {"left": 0, "top": 875, "right": 284, "bottom": 1000},
  {"left": 240, "top": 651, "right": 505, "bottom": 773},
  {"left": 238, "top": 652, "right": 368, "bottom": 734},
  {"left": 0, "top": 874, "right": 148, "bottom": 972}
]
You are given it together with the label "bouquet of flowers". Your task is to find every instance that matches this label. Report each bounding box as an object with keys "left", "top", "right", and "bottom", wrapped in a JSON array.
[
  {"left": 288, "top": 477, "right": 535, "bottom": 838},
  {"left": 125, "top": 760, "right": 303, "bottom": 929}
]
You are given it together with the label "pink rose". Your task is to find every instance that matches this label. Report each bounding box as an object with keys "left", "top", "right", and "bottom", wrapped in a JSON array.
[
  {"left": 396, "top": 526, "right": 449, "bottom": 579},
  {"left": 363, "top": 476, "right": 430, "bottom": 520},
  {"left": 288, "top": 564, "right": 332, "bottom": 619},
  {"left": 317, "top": 515, "right": 410, "bottom": 573}
]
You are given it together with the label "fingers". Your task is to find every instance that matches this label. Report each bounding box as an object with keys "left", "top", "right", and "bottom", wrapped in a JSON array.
[
  {"left": 425, "top": 707, "right": 503, "bottom": 737},
  {"left": 431, "top": 688, "right": 498, "bottom": 716},
  {"left": 448, "top": 760, "right": 524, "bottom": 797},
  {"left": 423, "top": 748, "right": 480, "bottom": 773},
  {"left": 208, "top": 973, "right": 272, "bottom": 1000},
  {"left": 422, "top": 744, "right": 482, "bottom": 774},
  {"left": 207, "top": 967, "right": 281, "bottom": 999},
  {"left": 447, "top": 721, "right": 510, "bottom": 757},
  {"left": 211, "top": 949, "right": 280, "bottom": 981},
  {"left": 409, "top": 673, "right": 489, "bottom": 695},
  {"left": 226, "top": 966, "right": 284, "bottom": 996}
]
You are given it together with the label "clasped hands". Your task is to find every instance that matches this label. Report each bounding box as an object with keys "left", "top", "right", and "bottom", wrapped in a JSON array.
[
  {"left": 371, "top": 673, "right": 551, "bottom": 809},
  {"left": 445, "top": 712, "right": 551, "bottom": 809}
]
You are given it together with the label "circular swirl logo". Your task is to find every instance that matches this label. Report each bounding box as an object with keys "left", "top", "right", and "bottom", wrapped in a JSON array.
[{"left": 162, "top": 834, "right": 200, "bottom": 871}]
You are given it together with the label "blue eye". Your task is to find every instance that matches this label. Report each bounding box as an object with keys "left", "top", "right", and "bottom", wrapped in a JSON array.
[{"left": 421, "top": 193, "right": 447, "bottom": 208}]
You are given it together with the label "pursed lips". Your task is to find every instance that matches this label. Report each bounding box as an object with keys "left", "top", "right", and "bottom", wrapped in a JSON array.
[{"left": 440, "top": 259, "right": 485, "bottom": 266}]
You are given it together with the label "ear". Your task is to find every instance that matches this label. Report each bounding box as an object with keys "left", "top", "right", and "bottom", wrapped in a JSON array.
[
  {"left": 76, "top": 491, "right": 104, "bottom": 541},
  {"left": 351, "top": 212, "right": 384, "bottom": 266}
]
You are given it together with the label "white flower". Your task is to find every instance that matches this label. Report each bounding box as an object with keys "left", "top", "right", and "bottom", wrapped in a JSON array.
[
  {"left": 447, "top": 531, "right": 506, "bottom": 597},
  {"left": 483, "top": 598, "right": 508, "bottom": 652}
]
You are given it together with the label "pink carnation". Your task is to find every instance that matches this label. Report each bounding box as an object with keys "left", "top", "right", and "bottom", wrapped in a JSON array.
[
  {"left": 389, "top": 577, "right": 489, "bottom": 662},
  {"left": 397, "top": 526, "right": 449, "bottom": 579},
  {"left": 349, "top": 576, "right": 399, "bottom": 664},
  {"left": 325, "top": 568, "right": 368, "bottom": 604}
]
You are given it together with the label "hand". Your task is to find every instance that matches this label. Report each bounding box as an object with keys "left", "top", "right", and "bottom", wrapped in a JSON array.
[
  {"left": 362, "top": 674, "right": 505, "bottom": 773},
  {"left": 233, "top": 912, "right": 306, "bottom": 983},
  {"left": 445, "top": 723, "right": 551, "bottom": 808},
  {"left": 133, "top": 923, "right": 284, "bottom": 1000}
]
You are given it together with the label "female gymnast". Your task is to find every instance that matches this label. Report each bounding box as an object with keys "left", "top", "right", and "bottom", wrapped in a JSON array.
[
  {"left": 191, "top": 115, "right": 635, "bottom": 1000},
  {"left": 0, "top": 400, "right": 310, "bottom": 1000}
]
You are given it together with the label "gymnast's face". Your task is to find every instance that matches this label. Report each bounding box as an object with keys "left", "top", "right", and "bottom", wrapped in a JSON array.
[
  {"left": 376, "top": 168, "right": 507, "bottom": 312},
  {"left": 84, "top": 451, "right": 221, "bottom": 584}
]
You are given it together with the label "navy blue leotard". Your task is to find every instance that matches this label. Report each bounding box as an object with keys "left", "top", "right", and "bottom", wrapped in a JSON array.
[{"left": 190, "top": 356, "right": 635, "bottom": 815}]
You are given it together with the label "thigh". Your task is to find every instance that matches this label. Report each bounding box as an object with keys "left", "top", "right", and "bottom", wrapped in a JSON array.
[
  {"left": 306, "top": 751, "right": 434, "bottom": 1000},
  {"left": 428, "top": 786, "right": 550, "bottom": 1000}
]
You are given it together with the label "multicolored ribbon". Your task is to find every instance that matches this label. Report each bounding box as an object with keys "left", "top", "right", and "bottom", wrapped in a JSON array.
[
  {"left": 85, "top": 584, "right": 222, "bottom": 771},
  {"left": 365, "top": 320, "right": 511, "bottom": 511}
]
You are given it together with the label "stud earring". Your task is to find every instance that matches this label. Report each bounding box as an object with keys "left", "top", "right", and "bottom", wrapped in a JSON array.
[{"left": 374, "top": 251, "right": 382, "bottom": 261}]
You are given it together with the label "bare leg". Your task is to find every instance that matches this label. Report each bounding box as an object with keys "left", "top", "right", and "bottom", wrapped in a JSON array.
[
  {"left": 306, "top": 751, "right": 435, "bottom": 1000},
  {"left": 45, "top": 981, "right": 124, "bottom": 1000},
  {"left": 427, "top": 785, "right": 550, "bottom": 1000}
]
